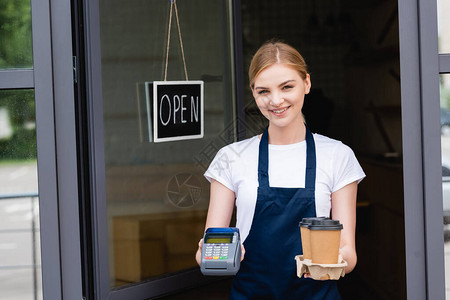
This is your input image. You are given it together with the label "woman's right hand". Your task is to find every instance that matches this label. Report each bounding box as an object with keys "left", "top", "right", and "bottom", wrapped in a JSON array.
[{"left": 195, "top": 238, "right": 203, "bottom": 266}]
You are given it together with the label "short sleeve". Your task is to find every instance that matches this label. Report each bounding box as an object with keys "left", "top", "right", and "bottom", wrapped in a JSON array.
[
  {"left": 332, "top": 143, "right": 366, "bottom": 193},
  {"left": 204, "top": 146, "right": 236, "bottom": 192}
]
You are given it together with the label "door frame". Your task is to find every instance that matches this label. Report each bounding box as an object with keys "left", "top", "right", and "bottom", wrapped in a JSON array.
[
  {"left": 398, "top": 0, "right": 448, "bottom": 299},
  {"left": 30, "top": 0, "right": 84, "bottom": 299}
]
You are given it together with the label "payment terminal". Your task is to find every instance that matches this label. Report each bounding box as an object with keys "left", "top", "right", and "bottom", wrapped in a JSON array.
[{"left": 200, "top": 227, "right": 241, "bottom": 276}]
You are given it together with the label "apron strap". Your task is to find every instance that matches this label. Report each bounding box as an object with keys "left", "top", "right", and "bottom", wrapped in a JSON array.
[
  {"left": 258, "top": 127, "right": 270, "bottom": 187},
  {"left": 258, "top": 125, "right": 316, "bottom": 189},
  {"left": 304, "top": 125, "right": 316, "bottom": 189}
]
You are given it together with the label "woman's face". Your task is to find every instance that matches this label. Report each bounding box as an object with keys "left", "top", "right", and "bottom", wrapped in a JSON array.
[{"left": 252, "top": 63, "right": 311, "bottom": 129}]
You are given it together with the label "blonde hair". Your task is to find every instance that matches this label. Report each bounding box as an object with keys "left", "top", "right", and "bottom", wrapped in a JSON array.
[{"left": 249, "top": 40, "right": 308, "bottom": 89}]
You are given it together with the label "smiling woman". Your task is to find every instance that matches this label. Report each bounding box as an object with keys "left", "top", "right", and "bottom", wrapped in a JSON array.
[{"left": 199, "top": 41, "right": 365, "bottom": 300}]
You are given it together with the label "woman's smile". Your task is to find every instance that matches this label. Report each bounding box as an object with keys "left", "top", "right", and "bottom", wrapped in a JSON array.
[{"left": 270, "top": 106, "right": 290, "bottom": 116}]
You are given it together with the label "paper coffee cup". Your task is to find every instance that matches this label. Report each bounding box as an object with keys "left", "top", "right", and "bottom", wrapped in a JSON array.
[
  {"left": 309, "top": 219, "right": 343, "bottom": 264},
  {"left": 299, "top": 217, "right": 323, "bottom": 260}
]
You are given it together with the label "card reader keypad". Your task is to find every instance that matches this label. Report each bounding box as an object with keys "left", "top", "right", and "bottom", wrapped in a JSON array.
[
  {"left": 204, "top": 244, "right": 229, "bottom": 260},
  {"left": 201, "top": 228, "right": 240, "bottom": 276}
]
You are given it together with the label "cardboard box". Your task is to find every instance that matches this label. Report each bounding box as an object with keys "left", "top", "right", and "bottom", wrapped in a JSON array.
[{"left": 113, "top": 210, "right": 206, "bottom": 282}]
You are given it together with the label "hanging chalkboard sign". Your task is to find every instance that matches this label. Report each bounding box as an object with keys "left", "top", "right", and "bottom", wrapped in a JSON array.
[{"left": 145, "top": 81, "right": 204, "bottom": 143}]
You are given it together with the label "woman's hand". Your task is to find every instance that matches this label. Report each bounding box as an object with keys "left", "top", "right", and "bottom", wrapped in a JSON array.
[
  {"left": 240, "top": 244, "right": 246, "bottom": 261},
  {"left": 195, "top": 238, "right": 203, "bottom": 266}
]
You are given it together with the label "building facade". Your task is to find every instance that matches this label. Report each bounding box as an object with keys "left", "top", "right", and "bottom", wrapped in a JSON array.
[{"left": 0, "top": 0, "right": 449, "bottom": 299}]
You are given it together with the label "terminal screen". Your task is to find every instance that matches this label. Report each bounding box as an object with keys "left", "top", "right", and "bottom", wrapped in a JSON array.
[{"left": 205, "top": 235, "right": 232, "bottom": 244}]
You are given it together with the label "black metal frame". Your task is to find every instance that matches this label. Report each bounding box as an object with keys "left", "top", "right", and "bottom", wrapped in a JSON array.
[
  {"left": 31, "top": 1, "right": 63, "bottom": 299},
  {"left": 440, "top": 54, "right": 450, "bottom": 72},
  {"left": 417, "top": 0, "right": 445, "bottom": 298},
  {"left": 232, "top": 0, "right": 246, "bottom": 141},
  {"left": 397, "top": 0, "right": 428, "bottom": 295},
  {"left": 398, "top": 0, "right": 447, "bottom": 298},
  {"left": 71, "top": 0, "right": 95, "bottom": 298},
  {"left": 0, "top": 70, "right": 34, "bottom": 89}
]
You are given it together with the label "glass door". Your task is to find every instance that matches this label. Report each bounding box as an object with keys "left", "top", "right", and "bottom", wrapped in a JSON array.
[
  {"left": 85, "top": 0, "right": 239, "bottom": 298},
  {"left": 438, "top": 0, "right": 450, "bottom": 298}
]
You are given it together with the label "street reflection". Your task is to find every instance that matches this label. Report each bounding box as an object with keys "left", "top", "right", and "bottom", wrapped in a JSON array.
[
  {"left": 0, "top": 162, "right": 41, "bottom": 300},
  {"left": 441, "top": 74, "right": 450, "bottom": 299},
  {"left": 0, "top": 88, "right": 41, "bottom": 299}
]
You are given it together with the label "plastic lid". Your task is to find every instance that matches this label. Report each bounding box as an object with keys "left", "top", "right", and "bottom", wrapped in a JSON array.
[
  {"left": 308, "top": 219, "right": 343, "bottom": 230},
  {"left": 299, "top": 217, "right": 328, "bottom": 228}
]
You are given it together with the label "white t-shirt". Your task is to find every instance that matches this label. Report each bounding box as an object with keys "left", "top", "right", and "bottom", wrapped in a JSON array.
[{"left": 204, "top": 133, "right": 366, "bottom": 242}]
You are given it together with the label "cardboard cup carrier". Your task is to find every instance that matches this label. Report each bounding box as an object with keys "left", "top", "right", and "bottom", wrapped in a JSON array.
[{"left": 296, "top": 218, "right": 347, "bottom": 280}]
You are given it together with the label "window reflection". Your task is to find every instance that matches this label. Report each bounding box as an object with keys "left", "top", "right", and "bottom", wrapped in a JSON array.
[
  {"left": 0, "top": 89, "right": 42, "bottom": 299},
  {"left": 99, "top": 0, "right": 235, "bottom": 288},
  {"left": 0, "top": 0, "right": 33, "bottom": 69},
  {"left": 438, "top": 0, "right": 450, "bottom": 53},
  {"left": 441, "top": 74, "right": 450, "bottom": 299}
]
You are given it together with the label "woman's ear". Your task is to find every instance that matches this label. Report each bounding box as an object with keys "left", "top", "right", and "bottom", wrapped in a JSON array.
[{"left": 305, "top": 74, "right": 311, "bottom": 94}]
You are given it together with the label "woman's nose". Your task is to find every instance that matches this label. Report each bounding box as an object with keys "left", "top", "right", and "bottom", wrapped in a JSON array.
[{"left": 269, "top": 93, "right": 283, "bottom": 106}]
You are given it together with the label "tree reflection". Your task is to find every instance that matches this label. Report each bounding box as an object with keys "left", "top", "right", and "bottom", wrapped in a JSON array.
[{"left": 0, "top": 0, "right": 33, "bottom": 68}]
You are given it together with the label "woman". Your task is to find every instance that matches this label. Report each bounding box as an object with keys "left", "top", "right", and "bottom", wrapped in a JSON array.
[{"left": 196, "top": 40, "right": 365, "bottom": 299}]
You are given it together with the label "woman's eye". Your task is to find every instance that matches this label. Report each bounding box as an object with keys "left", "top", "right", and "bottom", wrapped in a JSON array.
[
  {"left": 282, "top": 85, "right": 293, "bottom": 90},
  {"left": 258, "top": 90, "right": 268, "bottom": 95}
]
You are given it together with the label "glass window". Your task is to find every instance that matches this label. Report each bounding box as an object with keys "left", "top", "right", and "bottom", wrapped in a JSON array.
[
  {"left": 438, "top": 0, "right": 450, "bottom": 53},
  {"left": 441, "top": 74, "right": 450, "bottom": 299},
  {"left": 99, "top": 0, "right": 235, "bottom": 288},
  {"left": 0, "top": 0, "right": 33, "bottom": 69},
  {"left": 0, "top": 89, "right": 42, "bottom": 299}
]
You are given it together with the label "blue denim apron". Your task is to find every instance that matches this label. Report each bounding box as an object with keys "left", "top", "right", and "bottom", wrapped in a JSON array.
[{"left": 229, "top": 126, "right": 341, "bottom": 300}]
